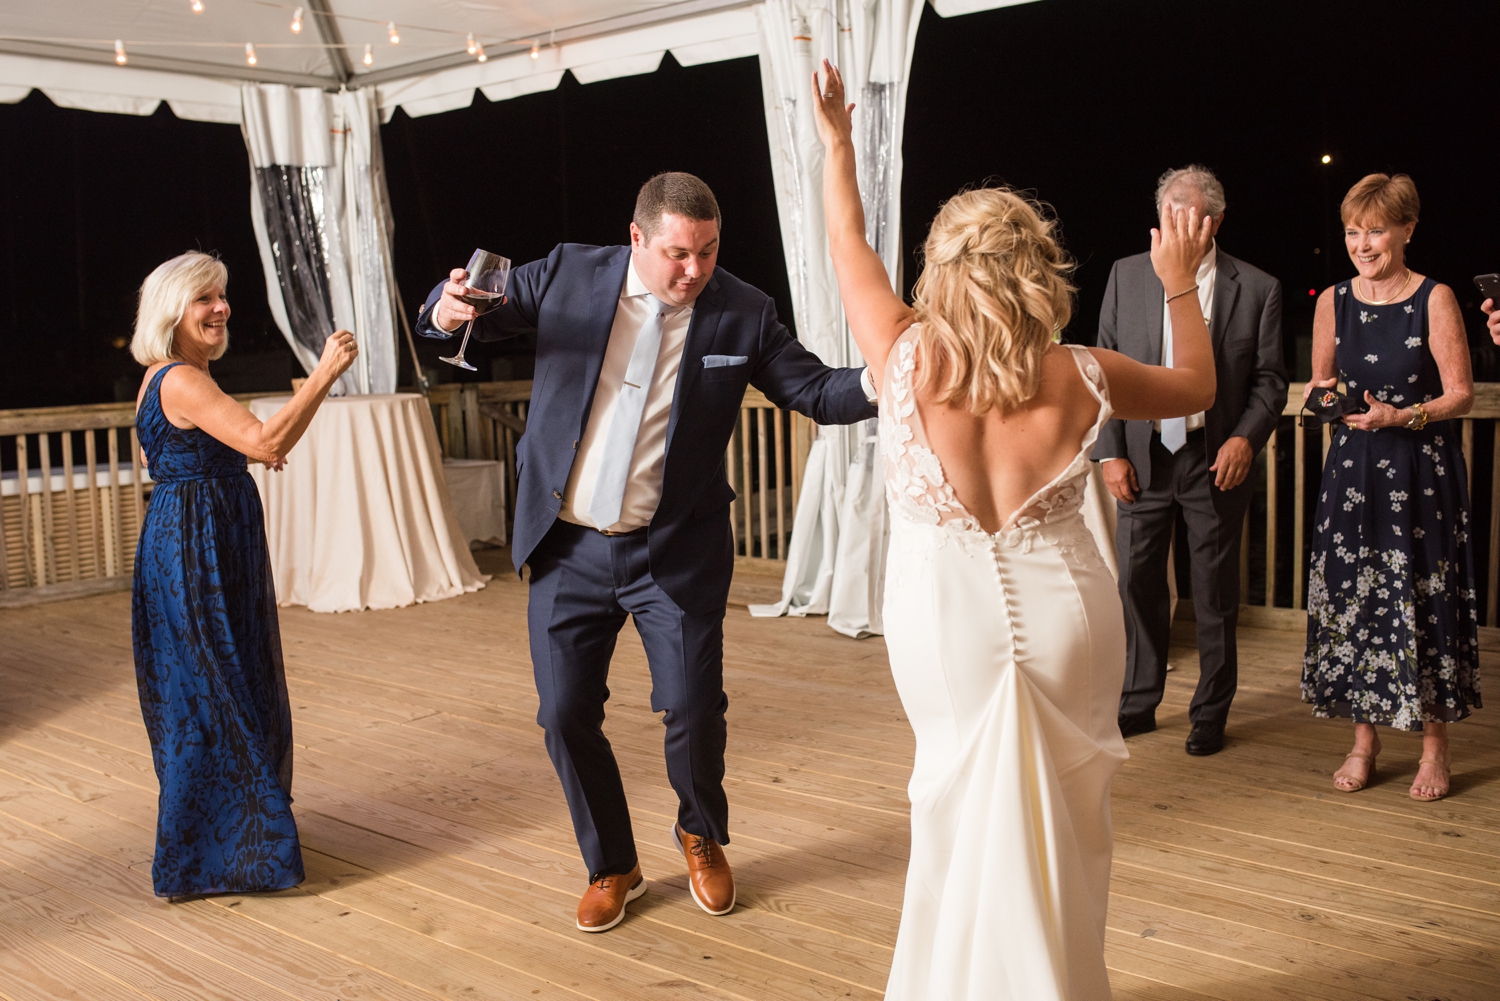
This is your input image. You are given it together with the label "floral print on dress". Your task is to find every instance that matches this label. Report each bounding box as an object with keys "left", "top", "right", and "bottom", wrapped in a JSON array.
[{"left": 1302, "top": 278, "right": 1480, "bottom": 729}]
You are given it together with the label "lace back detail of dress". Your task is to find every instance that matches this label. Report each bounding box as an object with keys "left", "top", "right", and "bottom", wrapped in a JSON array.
[{"left": 878, "top": 329, "right": 1112, "bottom": 549}]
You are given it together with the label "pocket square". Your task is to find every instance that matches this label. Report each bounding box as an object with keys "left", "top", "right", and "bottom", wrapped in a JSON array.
[{"left": 702, "top": 354, "right": 749, "bottom": 369}]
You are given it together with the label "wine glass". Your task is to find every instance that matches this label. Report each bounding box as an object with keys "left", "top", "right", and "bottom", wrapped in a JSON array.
[{"left": 440, "top": 248, "right": 512, "bottom": 371}]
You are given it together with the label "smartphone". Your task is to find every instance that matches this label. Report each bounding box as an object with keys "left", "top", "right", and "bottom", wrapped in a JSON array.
[{"left": 1476, "top": 273, "right": 1500, "bottom": 304}]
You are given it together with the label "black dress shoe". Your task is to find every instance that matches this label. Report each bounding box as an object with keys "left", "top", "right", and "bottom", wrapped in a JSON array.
[
  {"left": 1185, "top": 720, "right": 1226, "bottom": 756},
  {"left": 1118, "top": 709, "right": 1157, "bottom": 738}
]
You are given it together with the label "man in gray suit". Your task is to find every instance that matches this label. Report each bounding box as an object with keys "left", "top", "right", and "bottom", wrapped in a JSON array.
[{"left": 1093, "top": 165, "right": 1288, "bottom": 756}]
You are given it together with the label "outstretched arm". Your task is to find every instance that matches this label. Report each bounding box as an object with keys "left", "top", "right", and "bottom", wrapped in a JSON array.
[
  {"left": 1092, "top": 207, "right": 1218, "bottom": 421},
  {"left": 812, "top": 60, "right": 914, "bottom": 393}
]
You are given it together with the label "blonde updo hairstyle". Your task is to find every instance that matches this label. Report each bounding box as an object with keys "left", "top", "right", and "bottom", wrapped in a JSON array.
[
  {"left": 911, "top": 188, "right": 1075, "bottom": 415},
  {"left": 130, "top": 251, "right": 230, "bottom": 366}
]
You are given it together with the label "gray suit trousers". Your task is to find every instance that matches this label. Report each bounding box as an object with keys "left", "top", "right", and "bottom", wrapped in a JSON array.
[{"left": 1116, "top": 429, "right": 1252, "bottom": 725}]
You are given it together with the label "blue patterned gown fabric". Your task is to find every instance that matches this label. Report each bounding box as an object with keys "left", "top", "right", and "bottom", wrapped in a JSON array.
[
  {"left": 1302, "top": 278, "right": 1481, "bottom": 730},
  {"left": 131, "top": 363, "right": 303, "bottom": 897}
]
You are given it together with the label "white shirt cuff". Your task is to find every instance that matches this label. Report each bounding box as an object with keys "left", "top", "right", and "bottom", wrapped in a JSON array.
[{"left": 860, "top": 366, "right": 877, "bottom": 403}]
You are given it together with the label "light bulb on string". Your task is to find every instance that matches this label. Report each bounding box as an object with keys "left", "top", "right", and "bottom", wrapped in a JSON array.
[
  {"left": 290, "top": 7, "right": 303, "bottom": 33},
  {"left": 363, "top": 43, "right": 373, "bottom": 67},
  {"left": 387, "top": 21, "right": 400, "bottom": 45},
  {"left": 530, "top": 42, "right": 540, "bottom": 59},
  {"left": 466, "top": 32, "right": 476, "bottom": 55},
  {"left": 1322, "top": 154, "right": 1332, "bottom": 165},
  {"left": 114, "top": 39, "right": 127, "bottom": 65},
  {"left": 476, "top": 42, "right": 487, "bottom": 63},
  {"left": 245, "top": 42, "right": 257, "bottom": 66},
  {"left": 190, "top": 0, "right": 203, "bottom": 11}
]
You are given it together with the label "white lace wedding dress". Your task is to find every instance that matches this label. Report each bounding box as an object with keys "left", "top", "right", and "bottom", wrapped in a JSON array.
[{"left": 880, "top": 330, "right": 1127, "bottom": 1000}]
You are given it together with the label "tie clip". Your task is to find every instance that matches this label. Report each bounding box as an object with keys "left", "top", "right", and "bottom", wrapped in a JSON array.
[{"left": 623, "top": 380, "right": 641, "bottom": 389}]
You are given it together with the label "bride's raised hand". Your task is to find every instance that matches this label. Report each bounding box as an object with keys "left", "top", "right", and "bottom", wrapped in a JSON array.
[
  {"left": 1149, "top": 204, "right": 1213, "bottom": 296},
  {"left": 811, "top": 59, "right": 855, "bottom": 149}
]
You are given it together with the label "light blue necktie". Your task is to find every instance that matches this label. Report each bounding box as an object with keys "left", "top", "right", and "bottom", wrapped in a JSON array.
[
  {"left": 588, "top": 294, "right": 670, "bottom": 529},
  {"left": 1160, "top": 305, "right": 1187, "bottom": 454}
]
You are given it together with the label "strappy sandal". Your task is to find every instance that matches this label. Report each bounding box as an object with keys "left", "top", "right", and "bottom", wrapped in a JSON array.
[
  {"left": 1333, "top": 750, "right": 1377, "bottom": 793},
  {"left": 1410, "top": 756, "right": 1451, "bottom": 802}
]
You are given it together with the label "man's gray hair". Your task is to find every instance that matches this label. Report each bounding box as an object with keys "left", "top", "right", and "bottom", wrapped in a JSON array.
[{"left": 1155, "top": 164, "right": 1226, "bottom": 219}]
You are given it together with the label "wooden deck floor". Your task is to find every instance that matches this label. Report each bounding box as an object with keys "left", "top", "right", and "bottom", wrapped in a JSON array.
[{"left": 1, "top": 551, "right": 1497, "bottom": 1001}]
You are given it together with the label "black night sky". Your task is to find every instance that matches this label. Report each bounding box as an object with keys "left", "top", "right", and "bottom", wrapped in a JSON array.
[{"left": 1, "top": 0, "right": 1496, "bottom": 410}]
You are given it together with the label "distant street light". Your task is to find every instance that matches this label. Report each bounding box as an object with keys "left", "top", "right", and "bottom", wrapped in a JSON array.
[{"left": 1321, "top": 154, "right": 1332, "bottom": 164}]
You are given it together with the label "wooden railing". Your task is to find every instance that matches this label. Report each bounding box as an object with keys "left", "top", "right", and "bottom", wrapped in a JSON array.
[
  {"left": 1225, "top": 383, "right": 1500, "bottom": 631},
  {"left": 417, "top": 381, "right": 810, "bottom": 561},
  {"left": 728, "top": 387, "right": 815, "bottom": 562}
]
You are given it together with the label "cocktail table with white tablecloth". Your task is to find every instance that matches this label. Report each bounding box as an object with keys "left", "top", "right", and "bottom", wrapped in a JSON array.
[{"left": 248, "top": 393, "right": 486, "bottom": 612}]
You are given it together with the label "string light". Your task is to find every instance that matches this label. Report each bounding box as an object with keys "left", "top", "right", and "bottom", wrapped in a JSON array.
[
  {"left": 466, "top": 32, "right": 476, "bottom": 55},
  {"left": 190, "top": 0, "right": 203, "bottom": 11},
  {"left": 1321, "top": 154, "right": 1332, "bottom": 164},
  {"left": 362, "top": 43, "right": 373, "bottom": 66},
  {"left": 245, "top": 42, "right": 257, "bottom": 66},
  {"left": 530, "top": 41, "right": 539, "bottom": 59},
  {"left": 290, "top": 7, "right": 303, "bottom": 33},
  {"left": 387, "top": 21, "right": 400, "bottom": 45},
  {"left": 476, "top": 41, "right": 487, "bottom": 62},
  {"left": 114, "top": 39, "right": 127, "bottom": 65}
]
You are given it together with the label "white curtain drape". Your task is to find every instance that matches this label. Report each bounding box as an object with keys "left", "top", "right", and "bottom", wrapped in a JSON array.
[
  {"left": 749, "top": 0, "right": 923, "bottom": 638},
  {"left": 240, "top": 85, "right": 399, "bottom": 396}
]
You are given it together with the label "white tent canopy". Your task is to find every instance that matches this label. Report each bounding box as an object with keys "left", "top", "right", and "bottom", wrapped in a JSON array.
[{"left": 0, "top": 1, "right": 1034, "bottom": 123}]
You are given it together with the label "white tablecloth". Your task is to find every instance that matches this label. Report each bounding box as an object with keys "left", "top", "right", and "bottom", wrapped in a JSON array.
[
  {"left": 249, "top": 393, "right": 486, "bottom": 612},
  {"left": 442, "top": 458, "right": 508, "bottom": 547}
]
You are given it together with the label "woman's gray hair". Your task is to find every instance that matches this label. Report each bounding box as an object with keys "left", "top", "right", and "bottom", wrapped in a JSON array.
[
  {"left": 130, "top": 251, "right": 229, "bottom": 366},
  {"left": 1155, "top": 165, "right": 1226, "bottom": 219}
]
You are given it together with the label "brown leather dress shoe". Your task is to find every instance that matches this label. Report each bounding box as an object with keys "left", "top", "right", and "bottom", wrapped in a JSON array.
[
  {"left": 672, "top": 823, "right": 735, "bottom": 916},
  {"left": 575, "top": 865, "right": 645, "bottom": 933}
]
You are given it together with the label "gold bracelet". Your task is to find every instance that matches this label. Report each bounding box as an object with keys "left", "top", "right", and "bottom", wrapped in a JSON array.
[
  {"left": 1166, "top": 284, "right": 1199, "bottom": 303},
  {"left": 1405, "top": 401, "right": 1429, "bottom": 431}
]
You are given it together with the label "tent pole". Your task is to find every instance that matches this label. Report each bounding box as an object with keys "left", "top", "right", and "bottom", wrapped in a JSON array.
[{"left": 393, "top": 282, "right": 429, "bottom": 393}]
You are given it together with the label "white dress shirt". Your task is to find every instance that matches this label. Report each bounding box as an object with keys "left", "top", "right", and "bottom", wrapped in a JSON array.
[
  {"left": 559, "top": 259, "right": 693, "bottom": 533},
  {"left": 1157, "top": 241, "right": 1217, "bottom": 433}
]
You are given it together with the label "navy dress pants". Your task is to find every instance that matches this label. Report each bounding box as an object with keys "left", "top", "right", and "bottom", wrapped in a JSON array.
[{"left": 527, "top": 519, "right": 730, "bottom": 881}]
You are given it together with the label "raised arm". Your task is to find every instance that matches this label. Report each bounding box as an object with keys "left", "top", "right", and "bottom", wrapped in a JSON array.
[
  {"left": 157, "top": 331, "right": 358, "bottom": 465},
  {"left": 1092, "top": 207, "right": 1218, "bottom": 421},
  {"left": 812, "top": 60, "right": 914, "bottom": 391}
]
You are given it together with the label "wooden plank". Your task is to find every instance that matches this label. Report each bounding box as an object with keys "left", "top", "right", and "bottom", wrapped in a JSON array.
[
  {"left": 127, "top": 427, "right": 144, "bottom": 557},
  {"left": 1293, "top": 422, "right": 1306, "bottom": 610},
  {"left": 757, "top": 407, "right": 770, "bottom": 562},
  {"left": 1463, "top": 417, "right": 1475, "bottom": 500},
  {"left": 38, "top": 432, "right": 57, "bottom": 587},
  {"left": 85, "top": 429, "right": 103, "bottom": 582},
  {"left": 1264, "top": 425, "right": 1277, "bottom": 607},
  {"left": 1491, "top": 432, "right": 1500, "bottom": 626},
  {"left": 16, "top": 432, "right": 32, "bottom": 588},
  {"left": 773, "top": 408, "right": 787, "bottom": 560},
  {"left": 60, "top": 431, "right": 79, "bottom": 582},
  {"left": 740, "top": 408, "right": 753, "bottom": 556},
  {"left": 106, "top": 427, "right": 123, "bottom": 578}
]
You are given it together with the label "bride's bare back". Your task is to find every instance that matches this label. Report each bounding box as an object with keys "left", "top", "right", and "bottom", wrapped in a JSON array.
[{"left": 915, "top": 341, "right": 1101, "bottom": 535}]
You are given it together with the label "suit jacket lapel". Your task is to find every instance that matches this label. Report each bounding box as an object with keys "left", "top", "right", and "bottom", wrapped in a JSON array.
[
  {"left": 665, "top": 272, "right": 726, "bottom": 454},
  {"left": 1212, "top": 253, "right": 1241, "bottom": 353},
  {"left": 1143, "top": 262, "right": 1166, "bottom": 365},
  {"left": 577, "top": 249, "right": 631, "bottom": 439}
]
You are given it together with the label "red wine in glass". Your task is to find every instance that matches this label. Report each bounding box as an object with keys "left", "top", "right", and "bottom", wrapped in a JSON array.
[{"left": 440, "top": 248, "right": 512, "bottom": 371}]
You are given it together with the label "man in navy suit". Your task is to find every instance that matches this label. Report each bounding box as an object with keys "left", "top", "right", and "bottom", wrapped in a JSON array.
[{"left": 417, "top": 173, "right": 875, "bottom": 932}]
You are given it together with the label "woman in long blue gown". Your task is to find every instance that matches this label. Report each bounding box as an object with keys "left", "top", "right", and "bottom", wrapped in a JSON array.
[{"left": 130, "top": 251, "right": 358, "bottom": 899}]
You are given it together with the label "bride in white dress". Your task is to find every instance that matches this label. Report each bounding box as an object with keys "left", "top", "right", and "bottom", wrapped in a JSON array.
[{"left": 811, "top": 63, "right": 1218, "bottom": 1000}]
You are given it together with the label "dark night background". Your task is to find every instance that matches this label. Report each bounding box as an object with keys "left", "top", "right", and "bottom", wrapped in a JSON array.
[{"left": 1, "top": 0, "right": 1497, "bottom": 410}]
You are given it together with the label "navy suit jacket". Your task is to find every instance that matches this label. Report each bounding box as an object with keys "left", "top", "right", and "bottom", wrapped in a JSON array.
[{"left": 417, "top": 243, "right": 876, "bottom": 614}]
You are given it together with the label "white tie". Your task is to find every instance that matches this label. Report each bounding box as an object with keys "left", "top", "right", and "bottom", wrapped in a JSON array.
[
  {"left": 1160, "top": 309, "right": 1187, "bottom": 454},
  {"left": 588, "top": 294, "right": 669, "bottom": 529}
]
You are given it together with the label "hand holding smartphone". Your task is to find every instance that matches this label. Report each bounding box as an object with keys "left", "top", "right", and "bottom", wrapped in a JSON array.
[{"left": 1477, "top": 274, "right": 1500, "bottom": 345}]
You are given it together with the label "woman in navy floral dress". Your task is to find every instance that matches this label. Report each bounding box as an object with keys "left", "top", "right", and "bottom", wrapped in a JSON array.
[
  {"left": 1302, "top": 175, "right": 1478, "bottom": 802},
  {"left": 130, "top": 252, "right": 357, "bottom": 899}
]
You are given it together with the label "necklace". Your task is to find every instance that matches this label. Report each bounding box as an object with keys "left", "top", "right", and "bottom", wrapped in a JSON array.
[{"left": 1360, "top": 268, "right": 1414, "bottom": 305}]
